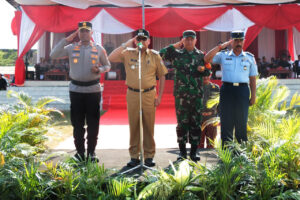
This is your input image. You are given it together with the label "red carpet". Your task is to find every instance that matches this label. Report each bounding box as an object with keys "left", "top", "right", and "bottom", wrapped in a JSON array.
[
  {"left": 100, "top": 80, "right": 222, "bottom": 125},
  {"left": 100, "top": 80, "right": 176, "bottom": 125}
]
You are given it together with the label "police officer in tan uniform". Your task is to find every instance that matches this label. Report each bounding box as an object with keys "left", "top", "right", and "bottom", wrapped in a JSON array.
[
  {"left": 108, "top": 29, "right": 168, "bottom": 167},
  {"left": 50, "top": 22, "right": 111, "bottom": 162}
]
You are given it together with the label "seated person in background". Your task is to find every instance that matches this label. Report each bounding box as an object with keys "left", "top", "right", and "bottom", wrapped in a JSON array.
[
  {"left": 257, "top": 58, "right": 262, "bottom": 75},
  {"left": 293, "top": 55, "right": 300, "bottom": 78},
  {"left": 34, "top": 62, "right": 41, "bottom": 80},
  {"left": 278, "top": 55, "right": 291, "bottom": 70},
  {"left": 261, "top": 56, "right": 269, "bottom": 78},
  {"left": 0, "top": 74, "right": 7, "bottom": 90},
  {"left": 269, "top": 57, "right": 277, "bottom": 69},
  {"left": 277, "top": 55, "right": 291, "bottom": 78}
]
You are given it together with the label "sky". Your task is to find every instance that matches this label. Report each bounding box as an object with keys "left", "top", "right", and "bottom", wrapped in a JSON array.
[{"left": 0, "top": 1, "right": 18, "bottom": 49}]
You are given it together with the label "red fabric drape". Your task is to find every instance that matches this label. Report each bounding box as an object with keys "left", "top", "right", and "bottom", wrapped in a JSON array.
[
  {"left": 21, "top": 6, "right": 230, "bottom": 37},
  {"left": 13, "top": 10, "right": 45, "bottom": 85},
  {"left": 245, "top": 34, "right": 258, "bottom": 58},
  {"left": 15, "top": 26, "right": 45, "bottom": 85},
  {"left": 173, "top": 7, "right": 229, "bottom": 27},
  {"left": 11, "top": 11, "right": 21, "bottom": 36},
  {"left": 244, "top": 25, "right": 263, "bottom": 50},
  {"left": 275, "top": 30, "right": 286, "bottom": 58},
  {"left": 22, "top": 6, "right": 102, "bottom": 33},
  {"left": 287, "top": 28, "right": 295, "bottom": 61},
  {"left": 235, "top": 4, "right": 300, "bottom": 30},
  {"left": 145, "top": 7, "right": 229, "bottom": 37},
  {"left": 105, "top": 8, "right": 169, "bottom": 31}
]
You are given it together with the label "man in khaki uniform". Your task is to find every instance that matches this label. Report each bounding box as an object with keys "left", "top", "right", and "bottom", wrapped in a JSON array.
[{"left": 109, "top": 29, "right": 168, "bottom": 167}]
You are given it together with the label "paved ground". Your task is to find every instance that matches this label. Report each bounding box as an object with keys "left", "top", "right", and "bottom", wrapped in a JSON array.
[{"left": 48, "top": 124, "right": 220, "bottom": 172}]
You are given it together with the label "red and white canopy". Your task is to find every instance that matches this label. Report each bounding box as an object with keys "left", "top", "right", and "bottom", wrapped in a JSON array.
[{"left": 11, "top": 2, "right": 300, "bottom": 85}]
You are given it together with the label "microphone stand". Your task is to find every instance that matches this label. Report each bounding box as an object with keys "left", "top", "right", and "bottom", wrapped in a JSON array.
[{"left": 121, "top": 43, "right": 157, "bottom": 175}]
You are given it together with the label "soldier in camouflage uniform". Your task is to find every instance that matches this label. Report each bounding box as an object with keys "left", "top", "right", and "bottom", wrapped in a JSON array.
[{"left": 160, "top": 30, "right": 210, "bottom": 161}]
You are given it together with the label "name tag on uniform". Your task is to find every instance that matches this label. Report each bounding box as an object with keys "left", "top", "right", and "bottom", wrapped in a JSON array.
[{"left": 225, "top": 58, "right": 232, "bottom": 60}]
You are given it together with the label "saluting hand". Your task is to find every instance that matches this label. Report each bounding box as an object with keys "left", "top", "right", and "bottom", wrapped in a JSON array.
[
  {"left": 173, "top": 39, "right": 183, "bottom": 49},
  {"left": 220, "top": 40, "right": 233, "bottom": 50},
  {"left": 66, "top": 30, "right": 79, "bottom": 43},
  {"left": 91, "top": 66, "right": 100, "bottom": 73},
  {"left": 125, "top": 37, "right": 136, "bottom": 47}
]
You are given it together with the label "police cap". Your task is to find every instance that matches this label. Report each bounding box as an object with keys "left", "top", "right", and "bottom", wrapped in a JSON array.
[
  {"left": 78, "top": 21, "right": 92, "bottom": 31},
  {"left": 231, "top": 31, "right": 245, "bottom": 39}
]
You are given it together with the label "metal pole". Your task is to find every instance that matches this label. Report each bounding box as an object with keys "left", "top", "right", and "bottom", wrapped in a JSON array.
[{"left": 142, "top": 0, "right": 145, "bottom": 29}]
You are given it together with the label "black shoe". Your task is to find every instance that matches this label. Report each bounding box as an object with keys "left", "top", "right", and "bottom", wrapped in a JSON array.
[
  {"left": 177, "top": 152, "right": 187, "bottom": 161},
  {"left": 144, "top": 158, "right": 155, "bottom": 167},
  {"left": 87, "top": 152, "right": 99, "bottom": 163},
  {"left": 190, "top": 144, "right": 200, "bottom": 162},
  {"left": 73, "top": 153, "right": 85, "bottom": 162},
  {"left": 177, "top": 143, "right": 187, "bottom": 161},
  {"left": 190, "top": 155, "right": 201, "bottom": 162},
  {"left": 127, "top": 158, "right": 140, "bottom": 167}
]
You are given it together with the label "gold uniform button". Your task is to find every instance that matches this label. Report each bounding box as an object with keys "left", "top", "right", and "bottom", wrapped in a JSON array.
[{"left": 73, "top": 58, "right": 78, "bottom": 63}]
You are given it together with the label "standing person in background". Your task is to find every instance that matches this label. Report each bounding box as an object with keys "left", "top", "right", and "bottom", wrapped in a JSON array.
[{"left": 199, "top": 71, "right": 220, "bottom": 149}]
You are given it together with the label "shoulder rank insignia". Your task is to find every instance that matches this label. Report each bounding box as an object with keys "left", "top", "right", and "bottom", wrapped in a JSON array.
[
  {"left": 151, "top": 49, "right": 159, "bottom": 55},
  {"left": 245, "top": 52, "right": 254, "bottom": 57}
]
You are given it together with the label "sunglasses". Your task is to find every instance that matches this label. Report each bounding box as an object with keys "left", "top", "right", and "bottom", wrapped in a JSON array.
[{"left": 136, "top": 37, "right": 147, "bottom": 42}]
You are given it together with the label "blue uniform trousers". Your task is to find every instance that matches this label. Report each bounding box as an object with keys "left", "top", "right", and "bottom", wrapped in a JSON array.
[{"left": 220, "top": 83, "right": 249, "bottom": 144}]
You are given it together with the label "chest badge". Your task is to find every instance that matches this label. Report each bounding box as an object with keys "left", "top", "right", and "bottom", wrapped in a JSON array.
[
  {"left": 244, "top": 66, "right": 247, "bottom": 70},
  {"left": 73, "top": 58, "right": 78, "bottom": 64},
  {"left": 131, "top": 65, "right": 135, "bottom": 70}
]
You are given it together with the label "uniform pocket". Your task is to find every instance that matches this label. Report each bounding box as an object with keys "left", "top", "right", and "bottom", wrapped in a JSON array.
[
  {"left": 222, "top": 60, "right": 234, "bottom": 72},
  {"left": 240, "top": 61, "right": 250, "bottom": 72}
]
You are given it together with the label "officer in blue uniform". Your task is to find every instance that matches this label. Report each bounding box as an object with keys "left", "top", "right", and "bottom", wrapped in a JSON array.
[{"left": 204, "top": 31, "right": 258, "bottom": 145}]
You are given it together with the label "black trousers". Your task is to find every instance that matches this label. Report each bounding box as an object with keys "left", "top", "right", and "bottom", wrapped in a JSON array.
[
  {"left": 220, "top": 84, "right": 249, "bottom": 144},
  {"left": 70, "top": 91, "right": 101, "bottom": 155}
]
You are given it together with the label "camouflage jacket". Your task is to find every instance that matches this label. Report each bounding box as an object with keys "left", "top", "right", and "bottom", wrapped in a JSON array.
[
  {"left": 160, "top": 45, "right": 209, "bottom": 98},
  {"left": 202, "top": 82, "right": 220, "bottom": 122}
]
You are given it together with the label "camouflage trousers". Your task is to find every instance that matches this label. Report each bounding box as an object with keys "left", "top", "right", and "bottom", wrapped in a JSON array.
[{"left": 175, "top": 96, "right": 202, "bottom": 145}]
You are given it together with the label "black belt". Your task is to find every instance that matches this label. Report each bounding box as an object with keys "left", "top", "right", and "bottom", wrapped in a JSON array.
[
  {"left": 71, "top": 79, "right": 100, "bottom": 86},
  {"left": 128, "top": 86, "right": 155, "bottom": 93},
  {"left": 223, "top": 82, "right": 248, "bottom": 86}
]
